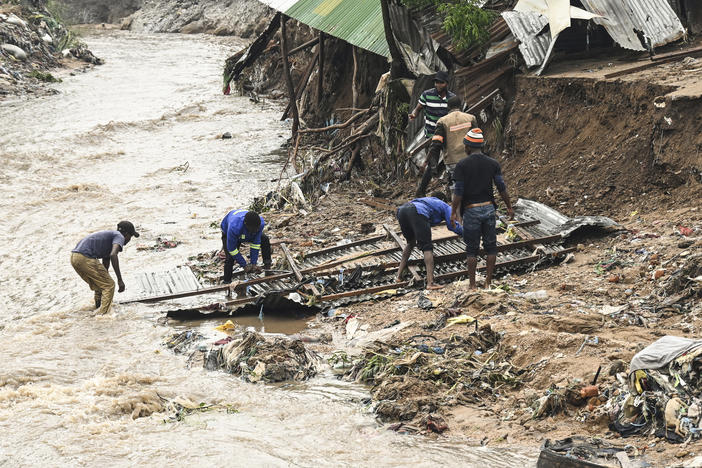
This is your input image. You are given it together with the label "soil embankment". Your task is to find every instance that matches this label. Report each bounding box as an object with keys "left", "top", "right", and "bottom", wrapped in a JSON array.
[{"left": 505, "top": 62, "right": 702, "bottom": 219}]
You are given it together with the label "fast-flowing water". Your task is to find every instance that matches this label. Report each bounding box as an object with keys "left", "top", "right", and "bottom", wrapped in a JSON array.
[{"left": 0, "top": 29, "right": 537, "bottom": 466}]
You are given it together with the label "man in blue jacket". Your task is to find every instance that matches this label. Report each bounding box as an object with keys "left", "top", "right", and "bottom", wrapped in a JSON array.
[
  {"left": 221, "top": 209, "right": 272, "bottom": 283},
  {"left": 396, "top": 192, "right": 463, "bottom": 290}
]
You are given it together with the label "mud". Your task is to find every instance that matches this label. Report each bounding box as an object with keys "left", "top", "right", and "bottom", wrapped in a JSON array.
[
  {"left": 237, "top": 180, "right": 701, "bottom": 466},
  {"left": 504, "top": 62, "right": 702, "bottom": 219}
]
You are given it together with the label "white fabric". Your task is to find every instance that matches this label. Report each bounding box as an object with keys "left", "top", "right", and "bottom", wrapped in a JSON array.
[{"left": 630, "top": 336, "right": 702, "bottom": 372}]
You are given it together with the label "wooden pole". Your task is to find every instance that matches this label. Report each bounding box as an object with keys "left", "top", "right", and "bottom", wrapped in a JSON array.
[
  {"left": 280, "top": 16, "right": 299, "bottom": 138},
  {"left": 282, "top": 51, "right": 319, "bottom": 121},
  {"left": 317, "top": 32, "right": 324, "bottom": 107}
]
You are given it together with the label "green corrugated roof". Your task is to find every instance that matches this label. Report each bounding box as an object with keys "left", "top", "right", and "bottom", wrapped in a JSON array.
[{"left": 279, "top": 0, "right": 390, "bottom": 58}]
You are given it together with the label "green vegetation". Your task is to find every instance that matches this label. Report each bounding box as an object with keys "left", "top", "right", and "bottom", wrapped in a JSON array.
[
  {"left": 400, "top": 0, "right": 497, "bottom": 52},
  {"left": 29, "top": 70, "right": 62, "bottom": 82}
]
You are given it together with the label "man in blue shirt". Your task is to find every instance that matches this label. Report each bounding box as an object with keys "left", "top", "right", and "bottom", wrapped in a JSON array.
[
  {"left": 396, "top": 192, "right": 463, "bottom": 290},
  {"left": 221, "top": 209, "right": 272, "bottom": 283},
  {"left": 70, "top": 221, "right": 139, "bottom": 315}
]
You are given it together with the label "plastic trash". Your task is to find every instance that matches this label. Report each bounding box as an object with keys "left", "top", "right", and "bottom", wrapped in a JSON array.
[
  {"left": 215, "top": 320, "right": 236, "bottom": 332},
  {"left": 523, "top": 290, "right": 548, "bottom": 300},
  {"left": 446, "top": 314, "right": 476, "bottom": 326}
]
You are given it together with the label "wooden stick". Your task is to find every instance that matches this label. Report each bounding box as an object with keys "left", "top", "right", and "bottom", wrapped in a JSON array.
[
  {"left": 317, "top": 32, "right": 324, "bottom": 107},
  {"left": 288, "top": 37, "right": 318, "bottom": 56},
  {"left": 280, "top": 16, "right": 299, "bottom": 138},
  {"left": 282, "top": 51, "right": 319, "bottom": 121},
  {"left": 299, "top": 108, "right": 369, "bottom": 134}
]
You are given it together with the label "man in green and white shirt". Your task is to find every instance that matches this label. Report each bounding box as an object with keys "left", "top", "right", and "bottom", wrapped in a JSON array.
[{"left": 409, "top": 70, "right": 456, "bottom": 138}]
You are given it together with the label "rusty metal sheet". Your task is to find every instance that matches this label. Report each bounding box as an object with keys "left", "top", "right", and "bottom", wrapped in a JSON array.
[{"left": 580, "top": 0, "right": 685, "bottom": 51}]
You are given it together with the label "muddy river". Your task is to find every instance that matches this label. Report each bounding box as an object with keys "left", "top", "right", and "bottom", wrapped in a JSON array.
[{"left": 0, "top": 29, "right": 537, "bottom": 466}]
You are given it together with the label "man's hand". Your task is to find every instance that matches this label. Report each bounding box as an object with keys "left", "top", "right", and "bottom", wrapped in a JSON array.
[
  {"left": 408, "top": 112, "right": 416, "bottom": 120},
  {"left": 118, "top": 279, "right": 125, "bottom": 293},
  {"left": 507, "top": 207, "right": 515, "bottom": 220},
  {"left": 450, "top": 209, "right": 459, "bottom": 229},
  {"left": 243, "top": 264, "right": 254, "bottom": 273}
]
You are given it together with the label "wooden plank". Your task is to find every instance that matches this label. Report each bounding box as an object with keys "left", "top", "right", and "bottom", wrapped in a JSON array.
[
  {"left": 320, "top": 281, "right": 410, "bottom": 302},
  {"left": 360, "top": 197, "right": 396, "bottom": 211},
  {"left": 604, "top": 57, "right": 680, "bottom": 79},
  {"left": 282, "top": 242, "right": 321, "bottom": 296},
  {"left": 281, "top": 243, "right": 303, "bottom": 281},
  {"left": 304, "top": 233, "right": 386, "bottom": 258},
  {"left": 651, "top": 45, "right": 702, "bottom": 61},
  {"left": 383, "top": 224, "right": 421, "bottom": 282}
]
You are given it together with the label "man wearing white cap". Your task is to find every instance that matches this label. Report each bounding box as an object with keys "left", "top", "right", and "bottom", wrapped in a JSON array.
[{"left": 450, "top": 129, "right": 513, "bottom": 289}]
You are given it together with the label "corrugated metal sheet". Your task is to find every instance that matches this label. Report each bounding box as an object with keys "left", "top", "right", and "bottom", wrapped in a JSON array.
[
  {"left": 579, "top": 0, "right": 685, "bottom": 51},
  {"left": 502, "top": 10, "right": 551, "bottom": 67},
  {"left": 258, "top": 0, "right": 390, "bottom": 58}
]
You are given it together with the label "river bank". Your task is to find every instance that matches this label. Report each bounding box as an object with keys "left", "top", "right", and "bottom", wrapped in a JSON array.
[
  {"left": 0, "top": 28, "right": 540, "bottom": 467},
  {"left": 179, "top": 180, "right": 699, "bottom": 467}
]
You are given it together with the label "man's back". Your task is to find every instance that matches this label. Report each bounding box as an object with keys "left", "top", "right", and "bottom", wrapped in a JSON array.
[
  {"left": 436, "top": 111, "right": 477, "bottom": 165},
  {"left": 454, "top": 153, "right": 502, "bottom": 206}
]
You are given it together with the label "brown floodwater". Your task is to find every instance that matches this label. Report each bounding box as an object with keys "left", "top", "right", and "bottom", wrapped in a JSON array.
[{"left": 0, "top": 28, "right": 538, "bottom": 466}]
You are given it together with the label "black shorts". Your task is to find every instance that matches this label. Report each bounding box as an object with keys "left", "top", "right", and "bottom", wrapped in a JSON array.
[{"left": 396, "top": 203, "right": 433, "bottom": 252}]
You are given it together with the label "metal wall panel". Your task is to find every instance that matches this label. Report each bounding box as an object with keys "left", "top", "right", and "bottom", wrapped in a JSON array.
[{"left": 580, "top": 0, "right": 685, "bottom": 50}]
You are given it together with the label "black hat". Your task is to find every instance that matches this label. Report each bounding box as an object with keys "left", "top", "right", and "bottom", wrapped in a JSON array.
[
  {"left": 434, "top": 70, "right": 449, "bottom": 83},
  {"left": 117, "top": 221, "right": 140, "bottom": 237}
]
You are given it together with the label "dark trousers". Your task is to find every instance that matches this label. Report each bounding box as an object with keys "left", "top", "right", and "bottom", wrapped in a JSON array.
[
  {"left": 221, "top": 232, "right": 272, "bottom": 283},
  {"left": 397, "top": 203, "right": 433, "bottom": 252}
]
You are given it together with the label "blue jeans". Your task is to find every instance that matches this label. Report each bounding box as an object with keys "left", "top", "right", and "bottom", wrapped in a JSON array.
[{"left": 462, "top": 205, "right": 497, "bottom": 257}]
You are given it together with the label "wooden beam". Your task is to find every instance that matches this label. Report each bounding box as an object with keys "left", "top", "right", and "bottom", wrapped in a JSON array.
[
  {"left": 288, "top": 37, "right": 318, "bottom": 56},
  {"left": 383, "top": 224, "right": 421, "bottom": 281},
  {"left": 282, "top": 51, "right": 319, "bottom": 120},
  {"left": 280, "top": 16, "right": 299, "bottom": 137},
  {"left": 282, "top": 242, "right": 321, "bottom": 297},
  {"left": 320, "top": 281, "right": 410, "bottom": 301},
  {"left": 317, "top": 32, "right": 324, "bottom": 107},
  {"left": 281, "top": 243, "right": 303, "bottom": 281},
  {"left": 651, "top": 45, "right": 702, "bottom": 61}
]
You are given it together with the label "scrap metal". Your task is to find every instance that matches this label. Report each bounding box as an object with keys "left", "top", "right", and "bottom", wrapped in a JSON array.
[{"left": 134, "top": 200, "right": 617, "bottom": 320}]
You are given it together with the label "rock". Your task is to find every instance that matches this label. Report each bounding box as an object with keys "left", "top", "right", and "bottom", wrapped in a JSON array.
[
  {"left": 222, "top": 132, "right": 232, "bottom": 139},
  {"left": 678, "top": 240, "right": 694, "bottom": 249},
  {"left": 608, "top": 359, "right": 626, "bottom": 376},
  {"left": 1, "top": 44, "right": 27, "bottom": 61},
  {"left": 41, "top": 34, "right": 52, "bottom": 44}
]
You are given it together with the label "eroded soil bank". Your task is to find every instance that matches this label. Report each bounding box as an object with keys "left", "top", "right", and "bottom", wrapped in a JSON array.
[{"left": 177, "top": 70, "right": 702, "bottom": 466}]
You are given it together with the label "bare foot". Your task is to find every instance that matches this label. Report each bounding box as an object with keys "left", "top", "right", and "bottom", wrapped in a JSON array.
[{"left": 426, "top": 284, "right": 444, "bottom": 290}]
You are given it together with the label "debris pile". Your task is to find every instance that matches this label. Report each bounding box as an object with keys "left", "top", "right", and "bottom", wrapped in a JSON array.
[
  {"left": 204, "top": 330, "right": 319, "bottom": 382},
  {"left": 164, "top": 329, "right": 319, "bottom": 383},
  {"left": 339, "top": 324, "right": 539, "bottom": 424},
  {"left": 0, "top": 0, "right": 101, "bottom": 97},
  {"left": 606, "top": 336, "right": 702, "bottom": 444}
]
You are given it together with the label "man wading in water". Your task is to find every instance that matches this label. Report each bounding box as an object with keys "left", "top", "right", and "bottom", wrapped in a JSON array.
[{"left": 70, "top": 221, "right": 139, "bottom": 314}]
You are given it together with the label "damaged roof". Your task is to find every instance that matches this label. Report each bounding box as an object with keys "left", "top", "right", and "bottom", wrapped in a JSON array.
[
  {"left": 257, "top": 0, "right": 390, "bottom": 57},
  {"left": 504, "top": 0, "right": 686, "bottom": 68},
  {"left": 579, "top": 0, "right": 686, "bottom": 51}
]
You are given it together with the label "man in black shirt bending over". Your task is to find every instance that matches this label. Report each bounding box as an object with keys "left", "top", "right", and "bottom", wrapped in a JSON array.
[{"left": 450, "top": 128, "right": 514, "bottom": 289}]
